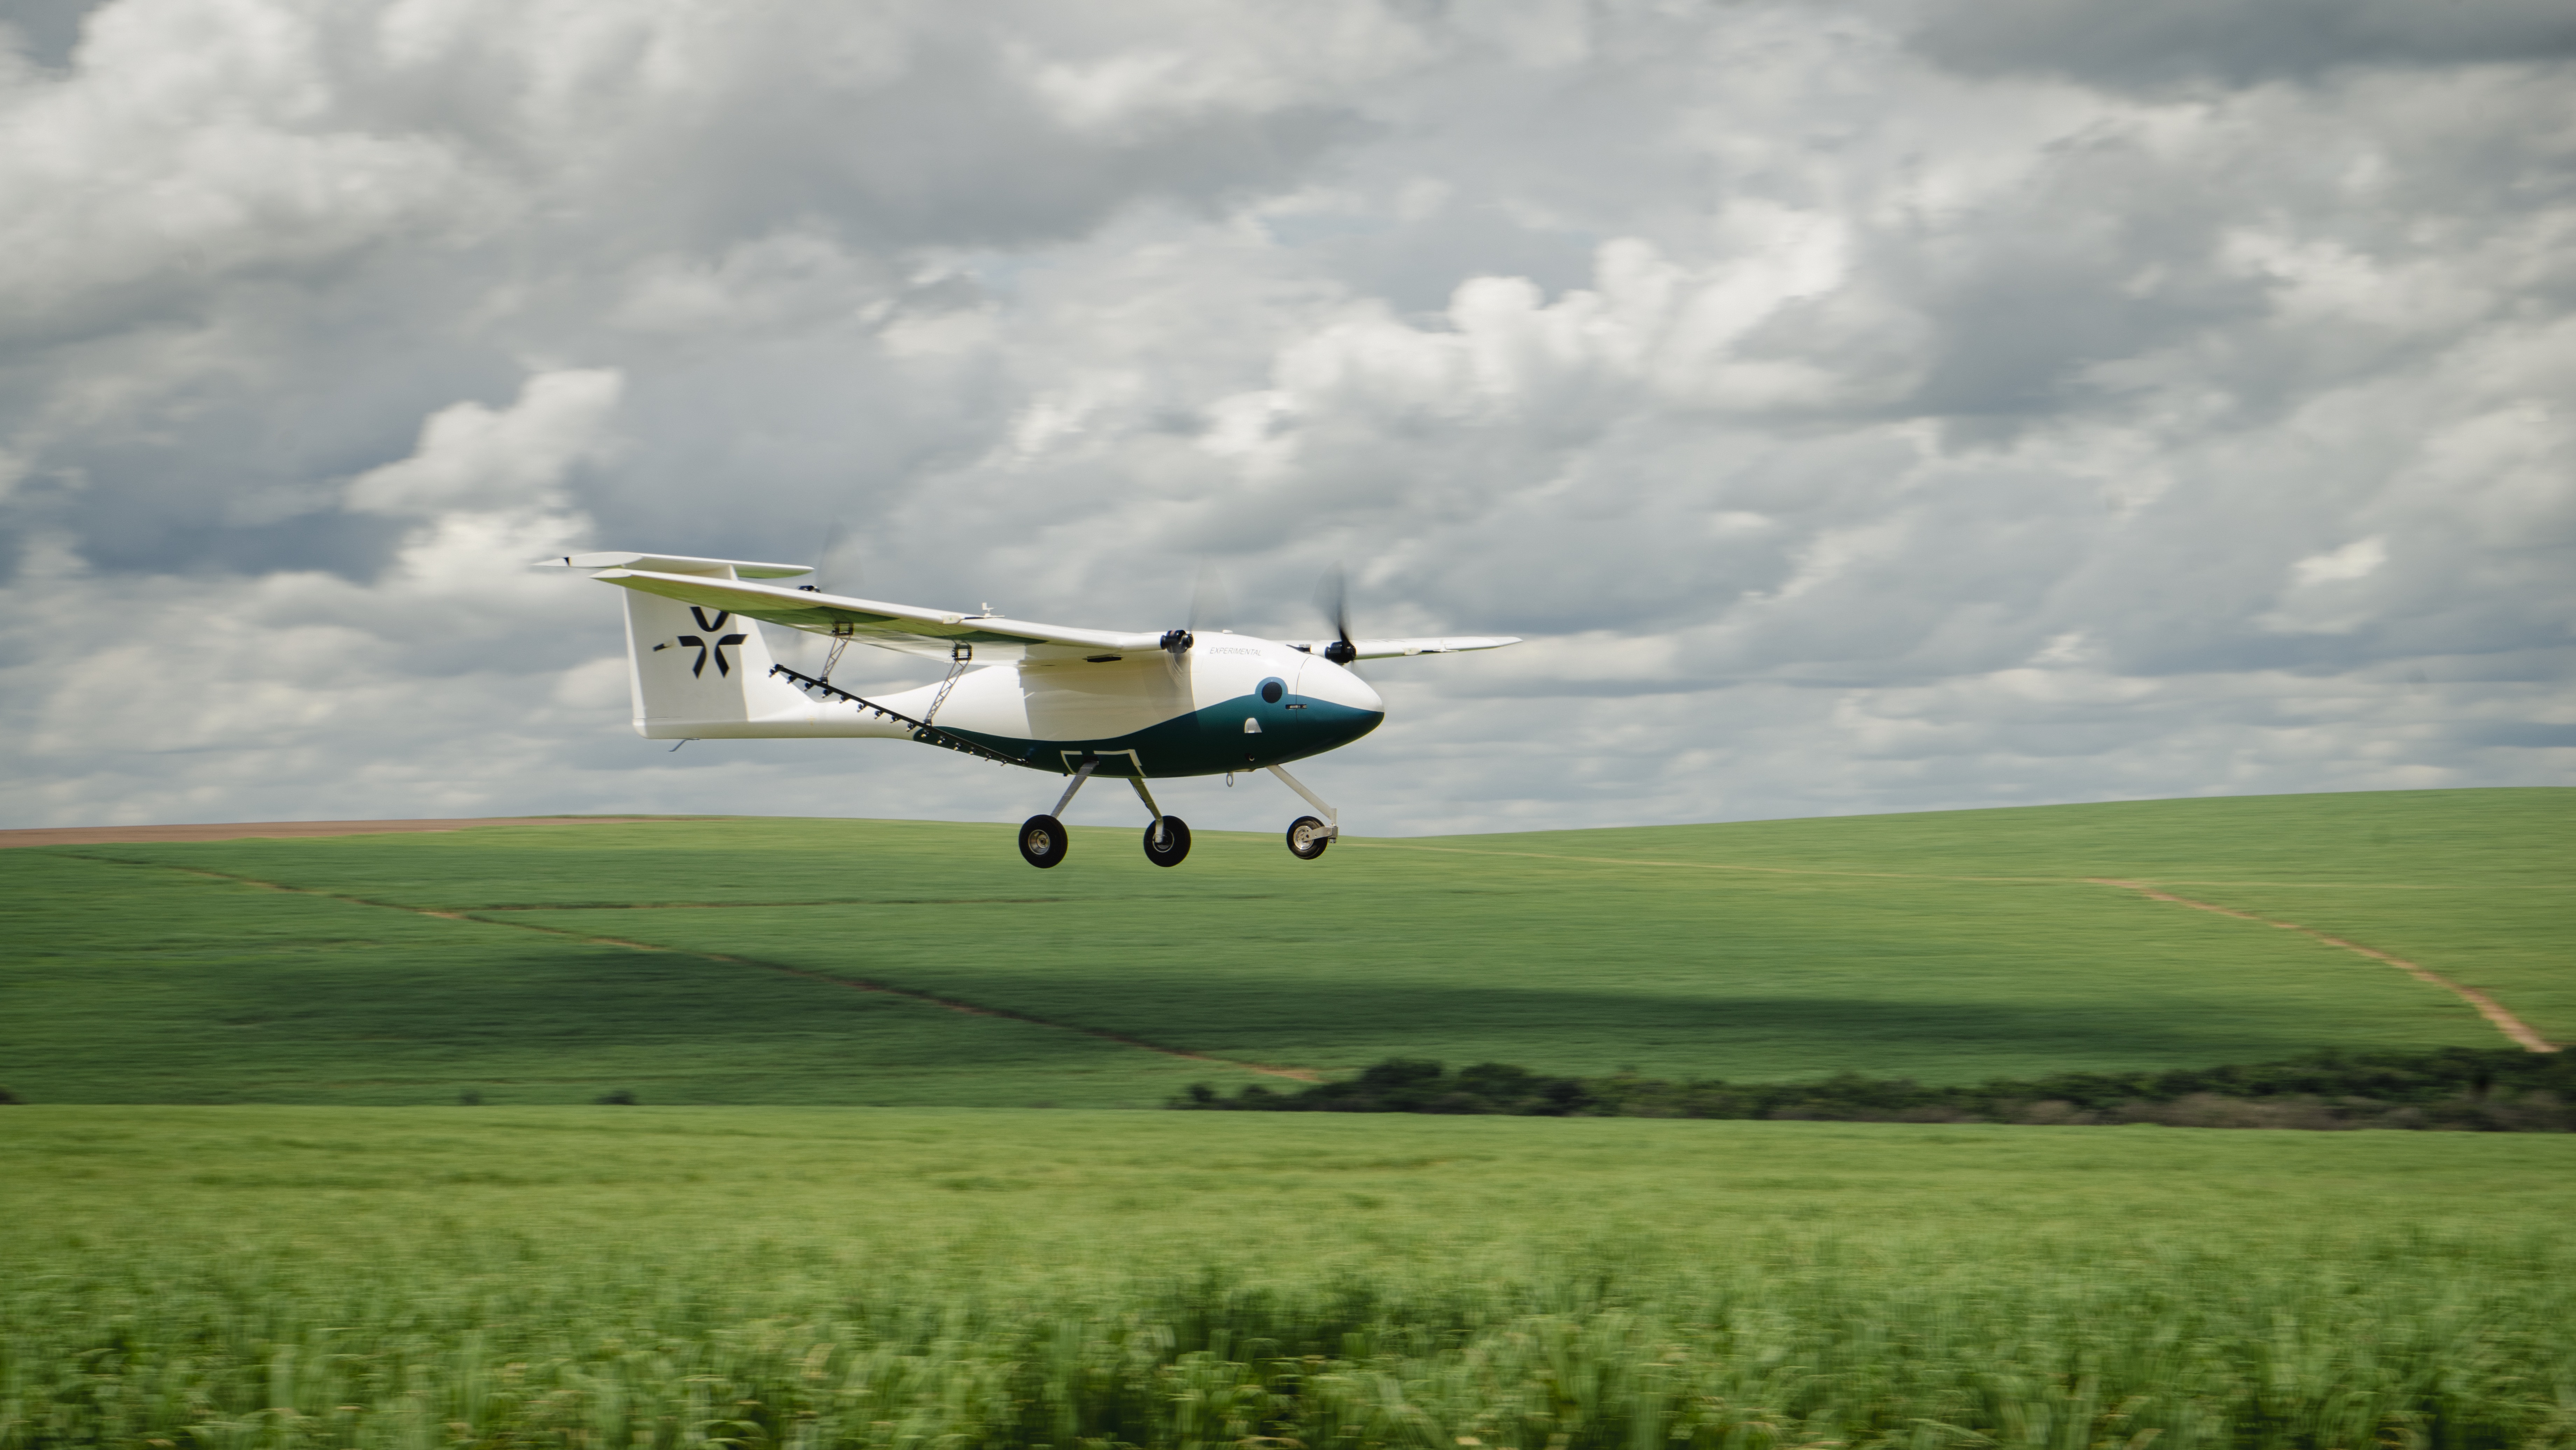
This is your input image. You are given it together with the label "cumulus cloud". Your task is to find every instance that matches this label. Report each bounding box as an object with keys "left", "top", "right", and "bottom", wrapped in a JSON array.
[
  {"left": 0, "top": 0, "right": 2569, "bottom": 832},
  {"left": 345, "top": 369, "right": 623, "bottom": 516}
]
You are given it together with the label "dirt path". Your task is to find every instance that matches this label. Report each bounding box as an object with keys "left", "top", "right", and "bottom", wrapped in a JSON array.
[
  {"left": 97, "top": 857, "right": 1319, "bottom": 1084},
  {"left": 1, "top": 817, "right": 701, "bottom": 849},
  {"left": 2092, "top": 879, "right": 2559, "bottom": 1054}
]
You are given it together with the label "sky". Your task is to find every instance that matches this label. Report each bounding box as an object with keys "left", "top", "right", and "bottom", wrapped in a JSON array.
[{"left": 1, "top": 0, "right": 2571, "bottom": 836}]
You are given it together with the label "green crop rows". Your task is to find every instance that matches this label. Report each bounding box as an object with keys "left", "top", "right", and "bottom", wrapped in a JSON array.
[
  {"left": 2, "top": 789, "right": 2566, "bottom": 1106},
  {"left": 2, "top": 1107, "right": 2572, "bottom": 1450}
]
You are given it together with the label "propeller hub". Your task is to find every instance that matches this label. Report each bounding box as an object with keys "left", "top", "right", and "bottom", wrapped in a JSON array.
[
  {"left": 1160, "top": 628, "right": 1194, "bottom": 656},
  {"left": 1323, "top": 639, "right": 1357, "bottom": 666}
]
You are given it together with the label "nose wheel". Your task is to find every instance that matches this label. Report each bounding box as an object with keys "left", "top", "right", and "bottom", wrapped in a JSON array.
[
  {"left": 1267, "top": 763, "right": 1341, "bottom": 861},
  {"left": 1286, "top": 815, "right": 1331, "bottom": 860}
]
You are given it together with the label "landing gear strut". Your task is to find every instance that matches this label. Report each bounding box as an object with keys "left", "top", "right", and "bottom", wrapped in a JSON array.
[{"left": 1268, "top": 765, "right": 1339, "bottom": 861}]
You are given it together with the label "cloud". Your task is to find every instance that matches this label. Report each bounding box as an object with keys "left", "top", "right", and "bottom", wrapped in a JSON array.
[
  {"left": 1, "top": 0, "right": 2570, "bottom": 832},
  {"left": 345, "top": 369, "right": 623, "bottom": 516},
  {"left": 1911, "top": 0, "right": 2576, "bottom": 90},
  {"left": 2290, "top": 537, "right": 2387, "bottom": 588}
]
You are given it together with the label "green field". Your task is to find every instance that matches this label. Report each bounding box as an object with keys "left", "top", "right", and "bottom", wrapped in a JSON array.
[
  {"left": 5, "top": 793, "right": 2571, "bottom": 1449},
  {"left": 2, "top": 789, "right": 2567, "bottom": 1105},
  {"left": 3, "top": 1106, "right": 2571, "bottom": 1450}
]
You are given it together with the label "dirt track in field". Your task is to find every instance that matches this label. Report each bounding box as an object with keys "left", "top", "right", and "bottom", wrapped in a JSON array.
[
  {"left": 2091, "top": 879, "right": 2559, "bottom": 1054},
  {"left": 0, "top": 817, "right": 697, "bottom": 849}
]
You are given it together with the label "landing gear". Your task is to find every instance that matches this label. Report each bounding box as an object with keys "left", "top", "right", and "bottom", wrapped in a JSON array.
[
  {"left": 1018, "top": 815, "right": 1069, "bottom": 868},
  {"left": 1019, "top": 758, "right": 1099, "bottom": 868},
  {"left": 1143, "top": 816, "right": 1192, "bottom": 866},
  {"left": 1015, "top": 756, "right": 1194, "bottom": 868},
  {"left": 1268, "top": 764, "right": 1340, "bottom": 861}
]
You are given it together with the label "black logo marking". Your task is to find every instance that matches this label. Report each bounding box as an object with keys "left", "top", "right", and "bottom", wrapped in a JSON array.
[{"left": 676, "top": 609, "right": 747, "bottom": 678}]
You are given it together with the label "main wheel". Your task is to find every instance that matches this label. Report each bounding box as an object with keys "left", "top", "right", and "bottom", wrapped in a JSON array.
[
  {"left": 1141, "top": 816, "right": 1192, "bottom": 867},
  {"left": 1018, "top": 814, "right": 1069, "bottom": 868},
  {"left": 1286, "top": 815, "right": 1331, "bottom": 860}
]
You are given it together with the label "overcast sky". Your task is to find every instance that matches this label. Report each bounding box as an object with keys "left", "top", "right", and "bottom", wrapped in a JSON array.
[{"left": 2, "top": 0, "right": 2571, "bottom": 835}]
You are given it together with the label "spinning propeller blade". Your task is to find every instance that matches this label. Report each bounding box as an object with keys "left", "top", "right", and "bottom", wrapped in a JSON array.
[
  {"left": 819, "top": 523, "right": 850, "bottom": 595},
  {"left": 1315, "top": 563, "right": 1358, "bottom": 666},
  {"left": 1188, "top": 560, "right": 1230, "bottom": 637},
  {"left": 1162, "top": 561, "right": 1230, "bottom": 670}
]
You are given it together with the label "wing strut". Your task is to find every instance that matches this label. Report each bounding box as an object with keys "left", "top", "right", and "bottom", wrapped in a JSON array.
[{"left": 923, "top": 653, "right": 971, "bottom": 725}]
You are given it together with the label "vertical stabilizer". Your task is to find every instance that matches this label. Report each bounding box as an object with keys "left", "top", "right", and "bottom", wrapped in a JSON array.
[{"left": 621, "top": 591, "right": 809, "bottom": 738}]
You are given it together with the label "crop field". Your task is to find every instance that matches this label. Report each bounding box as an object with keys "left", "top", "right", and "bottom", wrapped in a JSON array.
[
  {"left": 2, "top": 788, "right": 2566, "bottom": 1106},
  {"left": 4, "top": 1106, "right": 2574, "bottom": 1450},
  {"left": 2, "top": 790, "right": 2570, "bottom": 1450}
]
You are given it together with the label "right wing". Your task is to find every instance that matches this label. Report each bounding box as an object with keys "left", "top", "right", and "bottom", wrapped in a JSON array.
[{"left": 1286, "top": 636, "right": 1523, "bottom": 660}]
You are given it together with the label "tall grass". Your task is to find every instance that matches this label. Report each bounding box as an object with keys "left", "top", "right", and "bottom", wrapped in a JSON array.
[
  {"left": 7, "top": 1224, "right": 2572, "bottom": 1450},
  {"left": 6, "top": 1108, "right": 2571, "bottom": 1450}
]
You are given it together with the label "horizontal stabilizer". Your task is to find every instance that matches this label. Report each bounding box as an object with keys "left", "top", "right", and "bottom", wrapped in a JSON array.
[{"left": 539, "top": 551, "right": 812, "bottom": 580}]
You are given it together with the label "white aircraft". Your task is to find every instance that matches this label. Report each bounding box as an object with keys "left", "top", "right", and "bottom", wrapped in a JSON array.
[{"left": 541, "top": 551, "right": 1519, "bottom": 868}]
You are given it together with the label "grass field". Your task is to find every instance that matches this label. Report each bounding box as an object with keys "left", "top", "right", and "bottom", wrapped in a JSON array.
[
  {"left": 2, "top": 789, "right": 2567, "bottom": 1106},
  {"left": 3, "top": 1106, "right": 2571, "bottom": 1450},
  {"left": 4, "top": 795, "right": 2570, "bottom": 1448}
]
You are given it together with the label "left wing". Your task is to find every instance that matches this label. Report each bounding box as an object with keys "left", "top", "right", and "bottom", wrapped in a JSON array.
[
  {"left": 581, "top": 567, "right": 1166, "bottom": 664},
  {"left": 1286, "top": 636, "right": 1522, "bottom": 660}
]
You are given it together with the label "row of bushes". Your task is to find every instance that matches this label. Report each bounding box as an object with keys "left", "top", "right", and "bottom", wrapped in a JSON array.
[{"left": 1174, "top": 1047, "right": 2576, "bottom": 1129}]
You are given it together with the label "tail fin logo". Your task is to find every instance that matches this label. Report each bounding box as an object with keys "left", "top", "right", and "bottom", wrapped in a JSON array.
[{"left": 676, "top": 609, "right": 748, "bottom": 678}]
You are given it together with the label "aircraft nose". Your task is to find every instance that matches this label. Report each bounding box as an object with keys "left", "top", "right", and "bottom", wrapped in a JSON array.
[{"left": 1303, "top": 660, "right": 1382, "bottom": 716}]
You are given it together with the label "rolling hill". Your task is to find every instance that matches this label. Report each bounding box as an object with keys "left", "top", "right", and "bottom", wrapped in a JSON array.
[{"left": 2, "top": 787, "right": 2564, "bottom": 1105}]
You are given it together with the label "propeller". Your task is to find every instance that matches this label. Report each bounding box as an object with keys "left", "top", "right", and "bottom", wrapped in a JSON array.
[
  {"left": 1189, "top": 560, "right": 1231, "bottom": 637},
  {"left": 810, "top": 520, "right": 850, "bottom": 594},
  {"left": 1161, "top": 561, "right": 1231, "bottom": 667},
  {"left": 1315, "top": 563, "right": 1358, "bottom": 666}
]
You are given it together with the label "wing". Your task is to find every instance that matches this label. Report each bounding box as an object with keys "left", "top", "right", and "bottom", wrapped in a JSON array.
[
  {"left": 582, "top": 567, "right": 1166, "bottom": 664},
  {"left": 1285, "top": 636, "right": 1523, "bottom": 659}
]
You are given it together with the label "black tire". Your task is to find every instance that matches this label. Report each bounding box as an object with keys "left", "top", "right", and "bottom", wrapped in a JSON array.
[
  {"left": 1286, "top": 815, "right": 1331, "bottom": 860},
  {"left": 1142, "top": 816, "right": 1192, "bottom": 867},
  {"left": 1018, "top": 814, "right": 1069, "bottom": 868}
]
